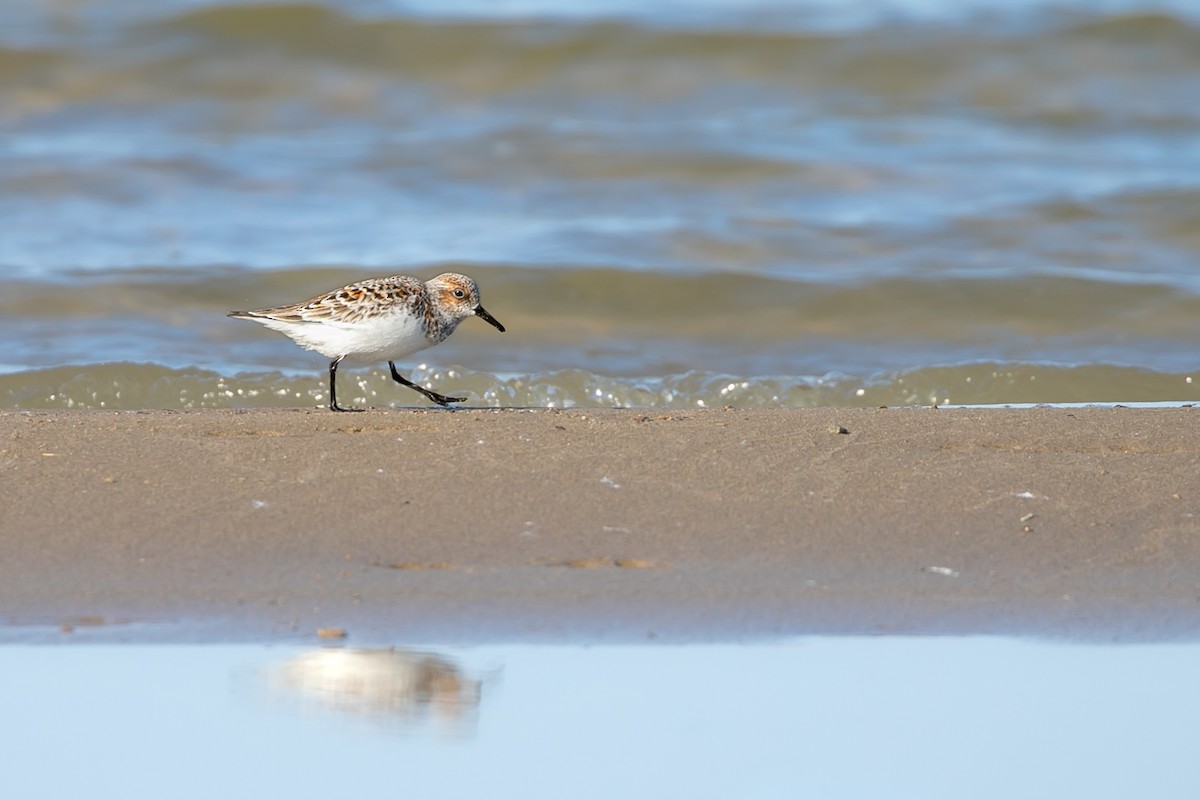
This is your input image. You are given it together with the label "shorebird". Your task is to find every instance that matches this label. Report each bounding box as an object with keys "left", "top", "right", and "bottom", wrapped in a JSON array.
[{"left": 228, "top": 272, "right": 505, "bottom": 411}]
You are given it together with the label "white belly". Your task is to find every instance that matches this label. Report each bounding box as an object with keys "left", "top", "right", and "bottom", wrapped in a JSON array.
[{"left": 256, "top": 310, "right": 434, "bottom": 362}]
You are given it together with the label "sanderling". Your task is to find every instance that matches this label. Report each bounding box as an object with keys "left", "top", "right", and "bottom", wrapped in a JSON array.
[{"left": 228, "top": 272, "right": 505, "bottom": 411}]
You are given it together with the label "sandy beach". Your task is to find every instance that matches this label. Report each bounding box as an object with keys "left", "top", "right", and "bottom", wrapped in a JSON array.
[{"left": 2, "top": 406, "right": 1198, "bottom": 642}]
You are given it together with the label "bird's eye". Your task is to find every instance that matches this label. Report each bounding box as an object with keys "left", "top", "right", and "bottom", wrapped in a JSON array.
[{"left": 452, "top": 289, "right": 466, "bottom": 299}]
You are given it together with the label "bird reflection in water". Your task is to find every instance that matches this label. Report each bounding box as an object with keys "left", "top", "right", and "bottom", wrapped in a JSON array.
[{"left": 268, "top": 648, "right": 486, "bottom": 735}]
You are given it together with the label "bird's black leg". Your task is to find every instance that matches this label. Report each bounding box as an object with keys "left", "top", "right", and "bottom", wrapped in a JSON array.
[
  {"left": 328, "top": 356, "right": 364, "bottom": 412},
  {"left": 388, "top": 361, "right": 465, "bottom": 407}
]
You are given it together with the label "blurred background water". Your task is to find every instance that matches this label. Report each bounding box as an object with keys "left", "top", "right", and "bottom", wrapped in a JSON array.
[{"left": 2, "top": 0, "right": 1199, "bottom": 409}]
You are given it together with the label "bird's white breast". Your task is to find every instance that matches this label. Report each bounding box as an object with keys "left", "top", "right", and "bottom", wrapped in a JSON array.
[{"left": 254, "top": 308, "right": 434, "bottom": 362}]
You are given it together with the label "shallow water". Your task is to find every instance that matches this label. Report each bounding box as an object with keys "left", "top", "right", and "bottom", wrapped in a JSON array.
[
  {"left": 4, "top": 637, "right": 1197, "bottom": 798},
  {"left": 3, "top": 0, "right": 1199, "bottom": 408}
]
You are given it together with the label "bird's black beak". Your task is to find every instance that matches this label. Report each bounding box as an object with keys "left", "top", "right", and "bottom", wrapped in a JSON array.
[{"left": 474, "top": 305, "right": 505, "bottom": 333}]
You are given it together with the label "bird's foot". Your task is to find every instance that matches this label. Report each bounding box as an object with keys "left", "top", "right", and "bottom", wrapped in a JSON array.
[
  {"left": 427, "top": 392, "right": 466, "bottom": 407},
  {"left": 330, "top": 403, "right": 366, "bottom": 412}
]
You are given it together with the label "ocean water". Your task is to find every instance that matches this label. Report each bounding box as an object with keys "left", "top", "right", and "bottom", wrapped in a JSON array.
[{"left": 3, "top": 0, "right": 1199, "bottom": 409}]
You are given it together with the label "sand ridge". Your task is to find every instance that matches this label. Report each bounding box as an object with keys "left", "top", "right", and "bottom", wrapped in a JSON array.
[{"left": 2, "top": 406, "right": 1198, "bottom": 642}]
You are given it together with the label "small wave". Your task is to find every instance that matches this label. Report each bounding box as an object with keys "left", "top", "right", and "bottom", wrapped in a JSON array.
[{"left": 3, "top": 362, "right": 1196, "bottom": 411}]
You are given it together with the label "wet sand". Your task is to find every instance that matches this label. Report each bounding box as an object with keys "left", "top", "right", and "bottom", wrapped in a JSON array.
[{"left": 2, "top": 406, "right": 1198, "bottom": 642}]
